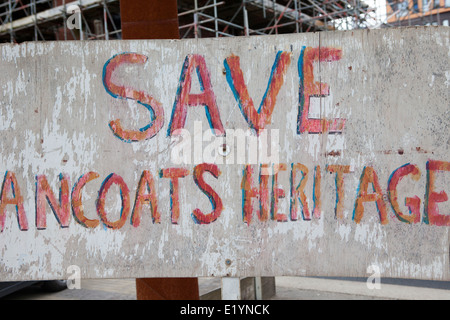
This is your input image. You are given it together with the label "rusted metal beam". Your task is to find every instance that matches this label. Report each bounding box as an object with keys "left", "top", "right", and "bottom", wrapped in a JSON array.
[
  {"left": 135, "top": 277, "right": 200, "bottom": 300},
  {"left": 119, "top": 0, "right": 199, "bottom": 300},
  {"left": 119, "top": 0, "right": 179, "bottom": 39}
]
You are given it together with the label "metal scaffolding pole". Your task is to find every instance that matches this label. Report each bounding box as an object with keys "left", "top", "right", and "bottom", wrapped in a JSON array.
[
  {"left": 0, "top": 0, "right": 122, "bottom": 43},
  {"left": 2, "top": 0, "right": 448, "bottom": 43}
]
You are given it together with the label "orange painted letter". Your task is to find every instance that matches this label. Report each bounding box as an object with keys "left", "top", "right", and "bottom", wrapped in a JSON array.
[
  {"left": 96, "top": 173, "right": 131, "bottom": 229},
  {"left": 224, "top": 52, "right": 292, "bottom": 135},
  {"left": 72, "top": 172, "right": 100, "bottom": 228},
  {"left": 160, "top": 168, "right": 189, "bottom": 224},
  {"left": 103, "top": 53, "right": 164, "bottom": 142},
  {"left": 0, "top": 172, "right": 28, "bottom": 231},
  {"left": 387, "top": 163, "right": 421, "bottom": 224},
  {"left": 132, "top": 170, "right": 160, "bottom": 226},
  {"left": 353, "top": 166, "right": 388, "bottom": 225}
]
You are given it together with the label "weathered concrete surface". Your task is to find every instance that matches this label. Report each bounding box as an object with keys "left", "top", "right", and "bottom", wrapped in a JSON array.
[{"left": 0, "top": 27, "right": 448, "bottom": 281}]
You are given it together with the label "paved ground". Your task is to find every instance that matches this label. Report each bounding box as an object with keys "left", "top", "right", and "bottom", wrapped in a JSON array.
[{"left": 2, "top": 276, "right": 450, "bottom": 300}]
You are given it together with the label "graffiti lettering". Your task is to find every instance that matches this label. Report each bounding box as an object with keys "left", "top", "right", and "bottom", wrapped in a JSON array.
[
  {"left": 103, "top": 47, "right": 343, "bottom": 142},
  {"left": 0, "top": 160, "right": 448, "bottom": 231}
]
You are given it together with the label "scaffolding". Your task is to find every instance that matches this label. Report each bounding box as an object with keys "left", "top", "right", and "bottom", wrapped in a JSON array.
[
  {"left": 383, "top": 0, "right": 450, "bottom": 27},
  {"left": 177, "top": 0, "right": 379, "bottom": 38},
  {"left": 0, "top": 0, "right": 449, "bottom": 43},
  {"left": 0, "top": 0, "right": 121, "bottom": 42}
]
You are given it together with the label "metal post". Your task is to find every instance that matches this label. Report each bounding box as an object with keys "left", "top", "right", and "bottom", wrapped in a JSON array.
[
  {"left": 63, "top": 0, "right": 67, "bottom": 40},
  {"left": 103, "top": 0, "right": 108, "bottom": 40},
  {"left": 194, "top": 12, "right": 199, "bottom": 38},
  {"left": 255, "top": 277, "right": 263, "bottom": 300},
  {"left": 8, "top": 0, "right": 13, "bottom": 43},
  {"left": 33, "top": 0, "right": 37, "bottom": 41},
  {"left": 222, "top": 277, "right": 241, "bottom": 300},
  {"left": 213, "top": 0, "right": 219, "bottom": 37},
  {"left": 119, "top": 0, "right": 199, "bottom": 299},
  {"left": 243, "top": 5, "right": 249, "bottom": 36},
  {"left": 78, "top": 0, "right": 83, "bottom": 40}
]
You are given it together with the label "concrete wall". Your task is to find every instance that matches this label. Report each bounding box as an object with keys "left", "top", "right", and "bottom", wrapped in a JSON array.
[{"left": 0, "top": 27, "right": 448, "bottom": 281}]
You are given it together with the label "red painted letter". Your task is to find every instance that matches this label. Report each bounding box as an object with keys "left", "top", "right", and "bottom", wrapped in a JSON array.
[
  {"left": 36, "top": 174, "right": 70, "bottom": 229},
  {"left": 0, "top": 171, "right": 28, "bottom": 231},
  {"left": 290, "top": 163, "right": 311, "bottom": 221},
  {"left": 160, "top": 168, "right": 189, "bottom": 224},
  {"left": 271, "top": 164, "right": 288, "bottom": 222},
  {"left": 224, "top": 51, "right": 292, "bottom": 135},
  {"left": 298, "top": 46, "right": 345, "bottom": 134},
  {"left": 168, "top": 54, "right": 224, "bottom": 136},
  {"left": 387, "top": 163, "right": 421, "bottom": 224},
  {"left": 103, "top": 53, "right": 164, "bottom": 142},
  {"left": 424, "top": 160, "right": 450, "bottom": 226},
  {"left": 96, "top": 173, "right": 131, "bottom": 229},
  {"left": 241, "top": 164, "right": 271, "bottom": 224},
  {"left": 132, "top": 170, "right": 160, "bottom": 226},
  {"left": 192, "top": 163, "right": 223, "bottom": 224}
]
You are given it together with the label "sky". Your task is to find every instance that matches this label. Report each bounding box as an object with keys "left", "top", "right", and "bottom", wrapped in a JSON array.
[
  {"left": 334, "top": 0, "right": 388, "bottom": 29},
  {"left": 365, "top": 0, "right": 388, "bottom": 24}
]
